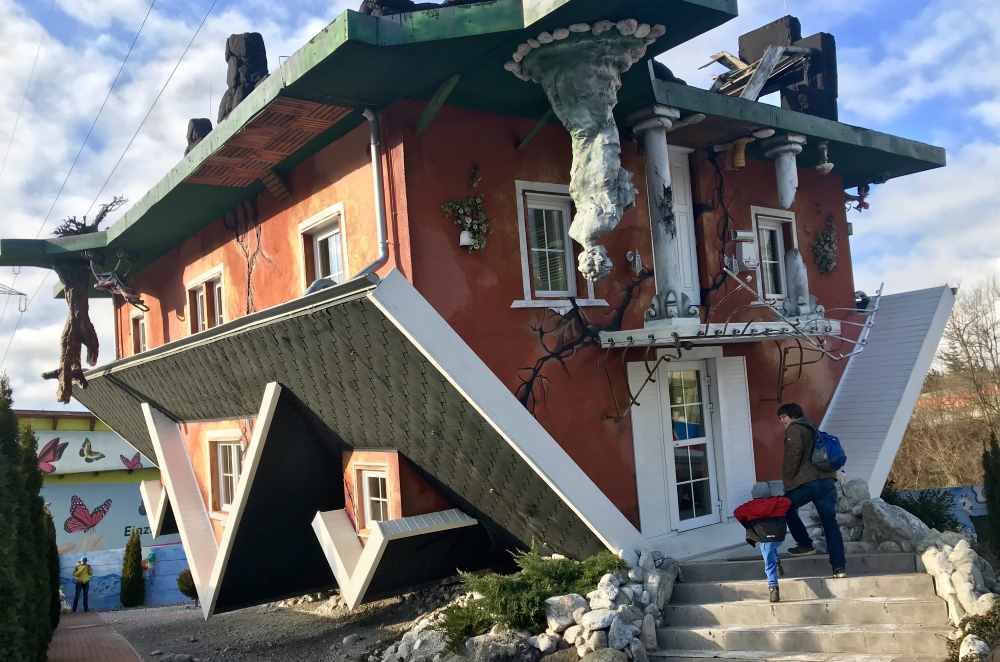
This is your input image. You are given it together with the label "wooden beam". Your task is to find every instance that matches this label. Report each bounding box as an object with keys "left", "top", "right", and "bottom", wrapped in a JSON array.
[
  {"left": 740, "top": 45, "right": 786, "bottom": 101},
  {"left": 416, "top": 74, "right": 461, "bottom": 135},
  {"left": 260, "top": 170, "right": 291, "bottom": 201},
  {"left": 517, "top": 108, "right": 555, "bottom": 151}
]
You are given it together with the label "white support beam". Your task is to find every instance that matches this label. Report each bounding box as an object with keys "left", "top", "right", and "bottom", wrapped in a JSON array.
[
  {"left": 139, "top": 478, "right": 170, "bottom": 538},
  {"left": 312, "top": 508, "right": 477, "bottom": 610}
]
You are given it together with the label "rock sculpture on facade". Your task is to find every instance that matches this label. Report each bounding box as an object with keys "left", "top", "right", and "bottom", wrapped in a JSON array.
[
  {"left": 507, "top": 21, "right": 668, "bottom": 282},
  {"left": 185, "top": 118, "right": 213, "bottom": 155}
]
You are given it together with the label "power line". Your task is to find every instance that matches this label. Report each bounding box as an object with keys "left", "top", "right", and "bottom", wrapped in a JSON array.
[
  {"left": 0, "top": 0, "right": 156, "bottom": 328},
  {"left": 86, "top": 0, "right": 220, "bottom": 217},
  {"left": 2, "top": 0, "right": 221, "bottom": 373}
]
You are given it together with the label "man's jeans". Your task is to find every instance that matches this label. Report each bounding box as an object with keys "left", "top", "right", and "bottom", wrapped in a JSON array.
[
  {"left": 759, "top": 541, "right": 780, "bottom": 587},
  {"left": 73, "top": 581, "right": 89, "bottom": 612},
  {"left": 786, "top": 478, "right": 846, "bottom": 572}
]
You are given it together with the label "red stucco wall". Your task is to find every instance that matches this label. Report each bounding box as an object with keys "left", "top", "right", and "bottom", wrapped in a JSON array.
[{"left": 120, "top": 99, "right": 858, "bottom": 531}]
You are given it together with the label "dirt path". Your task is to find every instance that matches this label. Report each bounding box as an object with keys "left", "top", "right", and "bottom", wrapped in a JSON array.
[{"left": 104, "top": 580, "right": 461, "bottom": 661}]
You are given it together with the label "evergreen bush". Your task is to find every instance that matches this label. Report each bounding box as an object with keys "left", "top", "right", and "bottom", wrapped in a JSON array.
[
  {"left": 45, "top": 511, "right": 61, "bottom": 630},
  {"left": 881, "top": 483, "right": 962, "bottom": 532},
  {"left": 120, "top": 528, "right": 145, "bottom": 607},
  {"left": 177, "top": 568, "right": 198, "bottom": 603},
  {"left": 984, "top": 433, "right": 1000, "bottom": 557},
  {"left": 442, "top": 548, "right": 627, "bottom": 650}
]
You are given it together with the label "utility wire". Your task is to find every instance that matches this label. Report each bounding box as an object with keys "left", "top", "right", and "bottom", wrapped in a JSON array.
[
  {"left": 2, "top": 0, "right": 221, "bottom": 372},
  {"left": 0, "top": 0, "right": 156, "bottom": 328},
  {"left": 85, "top": 0, "right": 220, "bottom": 217}
]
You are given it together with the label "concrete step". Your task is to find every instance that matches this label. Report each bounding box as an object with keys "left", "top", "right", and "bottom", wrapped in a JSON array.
[
  {"left": 650, "top": 651, "right": 944, "bottom": 661},
  {"left": 678, "top": 553, "right": 917, "bottom": 583},
  {"left": 671, "top": 573, "right": 937, "bottom": 604},
  {"left": 656, "top": 624, "right": 951, "bottom": 656},
  {"left": 663, "top": 596, "right": 947, "bottom": 627}
]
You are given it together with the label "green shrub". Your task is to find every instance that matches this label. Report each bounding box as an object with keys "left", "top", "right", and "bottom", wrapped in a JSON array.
[
  {"left": 120, "top": 528, "right": 145, "bottom": 607},
  {"left": 948, "top": 600, "right": 1000, "bottom": 661},
  {"left": 45, "top": 512, "right": 60, "bottom": 631},
  {"left": 881, "top": 484, "right": 961, "bottom": 532},
  {"left": 441, "top": 548, "right": 627, "bottom": 651},
  {"left": 177, "top": 569, "right": 198, "bottom": 603}
]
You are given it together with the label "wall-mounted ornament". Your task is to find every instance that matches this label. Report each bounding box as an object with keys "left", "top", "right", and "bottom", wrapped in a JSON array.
[
  {"left": 812, "top": 215, "right": 839, "bottom": 273},
  {"left": 441, "top": 165, "right": 490, "bottom": 252}
]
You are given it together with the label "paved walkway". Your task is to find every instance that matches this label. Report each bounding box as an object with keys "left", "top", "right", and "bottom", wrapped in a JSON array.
[{"left": 48, "top": 612, "right": 142, "bottom": 662}]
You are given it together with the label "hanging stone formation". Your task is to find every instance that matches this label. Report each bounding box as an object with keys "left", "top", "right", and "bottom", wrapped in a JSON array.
[
  {"left": 185, "top": 118, "right": 213, "bottom": 155},
  {"left": 217, "top": 33, "right": 268, "bottom": 123},
  {"left": 507, "top": 20, "right": 667, "bottom": 281}
]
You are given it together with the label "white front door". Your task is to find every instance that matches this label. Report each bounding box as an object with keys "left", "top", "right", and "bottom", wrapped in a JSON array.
[{"left": 660, "top": 361, "right": 722, "bottom": 531}]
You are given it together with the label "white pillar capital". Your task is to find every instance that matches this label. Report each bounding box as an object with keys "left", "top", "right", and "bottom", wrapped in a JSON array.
[
  {"left": 762, "top": 133, "right": 807, "bottom": 209},
  {"left": 629, "top": 105, "right": 681, "bottom": 134}
]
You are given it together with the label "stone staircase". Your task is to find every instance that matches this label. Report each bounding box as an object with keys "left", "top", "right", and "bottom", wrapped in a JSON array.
[{"left": 652, "top": 552, "right": 952, "bottom": 662}]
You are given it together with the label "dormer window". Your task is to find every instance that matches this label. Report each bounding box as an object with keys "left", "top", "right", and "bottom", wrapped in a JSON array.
[{"left": 131, "top": 310, "right": 147, "bottom": 354}]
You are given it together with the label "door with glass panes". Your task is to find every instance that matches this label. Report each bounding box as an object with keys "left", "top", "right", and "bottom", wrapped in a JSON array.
[{"left": 660, "top": 361, "right": 721, "bottom": 531}]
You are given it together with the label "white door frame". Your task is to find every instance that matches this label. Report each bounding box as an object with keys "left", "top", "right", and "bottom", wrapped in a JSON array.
[{"left": 629, "top": 347, "right": 757, "bottom": 555}]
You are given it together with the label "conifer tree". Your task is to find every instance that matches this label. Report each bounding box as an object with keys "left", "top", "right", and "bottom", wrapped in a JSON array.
[
  {"left": 19, "top": 425, "right": 52, "bottom": 660},
  {"left": 46, "top": 510, "right": 61, "bottom": 631},
  {"left": 120, "top": 528, "right": 145, "bottom": 607},
  {"left": 0, "top": 375, "right": 27, "bottom": 660}
]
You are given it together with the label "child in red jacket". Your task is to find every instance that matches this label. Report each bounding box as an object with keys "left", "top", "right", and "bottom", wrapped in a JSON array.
[{"left": 735, "top": 482, "right": 792, "bottom": 603}]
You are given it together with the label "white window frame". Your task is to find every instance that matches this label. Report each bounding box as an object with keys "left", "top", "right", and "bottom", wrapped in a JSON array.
[
  {"left": 130, "top": 309, "right": 147, "bottom": 354},
  {"left": 185, "top": 265, "right": 225, "bottom": 334},
  {"left": 750, "top": 207, "right": 797, "bottom": 303},
  {"left": 206, "top": 430, "right": 244, "bottom": 514},
  {"left": 512, "top": 181, "right": 607, "bottom": 312},
  {"left": 298, "top": 202, "right": 349, "bottom": 293},
  {"left": 360, "top": 469, "right": 389, "bottom": 528}
]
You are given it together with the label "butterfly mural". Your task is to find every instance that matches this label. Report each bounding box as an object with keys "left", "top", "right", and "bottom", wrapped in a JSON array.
[
  {"left": 37, "top": 438, "right": 69, "bottom": 474},
  {"left": 63, "top": 495, "right": 112, "bottom": 534},
  {"left": 120, "top": 452, "right": 142, "bottom": 472},
  {"left": 79, "top": 438, "right": 105, "bottom": 463}
]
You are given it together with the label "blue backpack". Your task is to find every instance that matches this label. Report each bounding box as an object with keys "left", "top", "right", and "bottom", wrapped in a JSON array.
[{"left": 811, "top": 430, "right": 847, "bottom": 472}]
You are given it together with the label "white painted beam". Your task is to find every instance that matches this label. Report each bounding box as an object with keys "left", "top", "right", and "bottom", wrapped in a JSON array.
[
  {"left": 139, "top": 478, "right": 169, "bottom": 538},
  {"left": 312, "top": 508, "right": 477, "bottom": 610}
]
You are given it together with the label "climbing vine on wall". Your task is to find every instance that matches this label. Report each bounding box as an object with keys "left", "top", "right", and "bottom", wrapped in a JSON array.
[
  {"left": 812, "top": 215, "right": 839, "bottom": 273},
  {"left": 516, "top": 269, "right": 653, "bottom": 412},
  {"left": 441, "top": 165, "right": 490, "bottom": 252},
  {"left": 224, "top": 199, "right": 270, "bottom": 315}
]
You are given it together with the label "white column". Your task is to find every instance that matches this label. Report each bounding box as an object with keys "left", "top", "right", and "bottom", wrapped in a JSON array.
[
  {"left": 763, "top": 133, "right": 806, "bottom": 209},
  {"left": 631, "top": 106, "right": 700, "bottom": 321}
]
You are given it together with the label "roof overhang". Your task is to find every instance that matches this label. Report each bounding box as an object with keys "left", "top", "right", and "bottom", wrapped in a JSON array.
[
  {"left": 651, "top": 78, "right": 947, "bottom": 188},
  {"left": 73, "top": 270, "right": 644, "bottom": 612}
]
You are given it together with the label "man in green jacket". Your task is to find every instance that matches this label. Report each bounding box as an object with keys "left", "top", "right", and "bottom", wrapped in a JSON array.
[{"left": 778, "top": 403, "right": 847, "bottom": 578}]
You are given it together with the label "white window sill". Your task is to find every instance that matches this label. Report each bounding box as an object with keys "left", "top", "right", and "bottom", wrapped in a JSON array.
[
  {"left": 511, "top": 298, "right": 609, "bottom": 314},
  {"left": 210, "top": 511, "right": 230, "bottom": 522}
]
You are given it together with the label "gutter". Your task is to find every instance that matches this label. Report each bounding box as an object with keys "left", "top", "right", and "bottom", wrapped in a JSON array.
[{"left": 357, "top": 108, "right": 389, "bottom": 277}]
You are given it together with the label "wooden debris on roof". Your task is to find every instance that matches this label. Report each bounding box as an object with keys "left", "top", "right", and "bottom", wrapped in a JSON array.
[{"left": 186, "top": 98, "right": 351, "bottom": 188}]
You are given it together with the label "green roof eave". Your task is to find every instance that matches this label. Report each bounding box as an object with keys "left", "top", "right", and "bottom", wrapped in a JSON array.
[
  {"left": 54, "top": 1, "right": 737, "bottom": 272},
  {"left": 0, "top": 232, "right": 108, "bottom": 269},
  {"left": 653, "top": 80, "right": 947, "bottom": 188}
]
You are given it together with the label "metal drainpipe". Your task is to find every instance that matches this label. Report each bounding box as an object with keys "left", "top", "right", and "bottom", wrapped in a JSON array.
[{"left": 357, "top": 108, "right": 389, "bottom": 277}]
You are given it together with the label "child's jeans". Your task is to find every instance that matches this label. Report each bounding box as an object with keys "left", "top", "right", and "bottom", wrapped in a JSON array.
[{"left": 760, "top": 541, "right": 780, "bottom": 588}]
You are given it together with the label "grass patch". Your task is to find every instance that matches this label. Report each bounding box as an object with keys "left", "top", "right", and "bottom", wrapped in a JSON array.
[{"left": 442, "top": 548, "right": 626, "bottom": 651}]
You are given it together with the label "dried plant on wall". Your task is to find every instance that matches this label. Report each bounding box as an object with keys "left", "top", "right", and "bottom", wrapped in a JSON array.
[
  {"left": 224, "top": 199, "right": 270, "bottom": 315},
  {"left": 515, "top": 269, "right": 652, "bottom": 412},
  {"left": 43, "top": 197, "right": 127, "bottom": 403},
  {"left": 812, "top": 215, "right": 839, "bottom": 273}
]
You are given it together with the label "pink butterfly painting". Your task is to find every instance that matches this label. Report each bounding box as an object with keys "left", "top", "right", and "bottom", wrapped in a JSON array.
[
  {"left": 63, "top": 495, "right": 112, "bottom": 534},
  {"left": 120, "top": 452, "right": 142, "bottom": 472},
  {"left": 37, "top": 438, "right": 69, "bottom": 474}
]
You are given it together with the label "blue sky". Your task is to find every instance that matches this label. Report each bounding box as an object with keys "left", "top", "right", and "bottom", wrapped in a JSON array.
[{"left": 0, "top": 0, "right": 996, "bottom": 408}]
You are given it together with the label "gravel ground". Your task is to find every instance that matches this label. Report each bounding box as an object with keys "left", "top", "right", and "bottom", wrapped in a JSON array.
[{"left": 104, "top": 579, "right": 463, "bottom": 662}]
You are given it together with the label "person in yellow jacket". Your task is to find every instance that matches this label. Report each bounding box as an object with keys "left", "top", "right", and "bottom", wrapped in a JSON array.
[{"left": 72, "top": 557, "right": 92, "bottom": 612}]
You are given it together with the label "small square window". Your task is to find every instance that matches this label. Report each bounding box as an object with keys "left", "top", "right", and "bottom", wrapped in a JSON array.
[
  {"left": 752, "top": 210, "right": 795, "bottom": 302},
  {"left": 301, "top": 209, "right": 347, "bottom": 290},
  {"left": 361, "top": 469, "right": 389, "bottom": 527},
  {"left": 131, "top": 314, "right": 147, "bottom": 354},
  {"left": 525, "top": 194, "right": 575, "bottom": 298},
  {"left": 187, "top": 274, "right": 223, "bottom": 334},
  {"left": 214, "top": 441, "right": 244, "bottom": 511}
]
